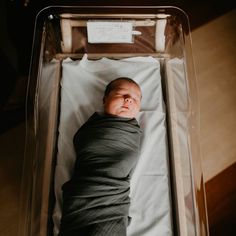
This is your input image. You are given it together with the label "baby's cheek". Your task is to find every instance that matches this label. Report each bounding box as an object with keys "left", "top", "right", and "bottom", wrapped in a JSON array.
[{"left": 135, "top": 103, "right": 141, "bottom": 111}]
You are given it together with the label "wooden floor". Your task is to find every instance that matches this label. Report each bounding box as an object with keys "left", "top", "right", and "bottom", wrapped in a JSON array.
[
  {"left": 0, "top": 6, "right": 235, "bottom": 236},
  {"left": 0, "top": 123, "right": 25, "bottom": 236},
  {"left": 192, "top": 9, "right": 236, "bottom": 235},
  {"left": 205, "top": 163, "right": 236, "bottom": 235}
]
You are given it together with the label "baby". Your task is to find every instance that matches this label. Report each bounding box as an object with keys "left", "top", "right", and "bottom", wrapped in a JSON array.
[
  {"left": 103, "top": 77, "right": 142, "bottom": 118},
  {"left": 59, "top": 77, "right": 142, "bottom": 236}
]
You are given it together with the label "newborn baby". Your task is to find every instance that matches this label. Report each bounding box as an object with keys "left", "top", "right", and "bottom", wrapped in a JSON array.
[
  {"left": 59, "top": 77, "right": 142, "bottom": 236},
  {"left": 103, "top": 77, "right": 141, "bottom": 118}
]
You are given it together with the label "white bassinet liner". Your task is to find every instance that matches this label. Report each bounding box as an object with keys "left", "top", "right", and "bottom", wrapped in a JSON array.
[{"left": 53, "top": 54, "right": 173, "bottom": 236}]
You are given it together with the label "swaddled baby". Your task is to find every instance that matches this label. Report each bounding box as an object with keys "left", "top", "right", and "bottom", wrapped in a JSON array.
[{"left": 59, "top": 77, "right": 142, "bottom": 236}]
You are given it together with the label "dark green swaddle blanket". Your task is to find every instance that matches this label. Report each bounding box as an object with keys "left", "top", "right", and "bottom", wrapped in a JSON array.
[{"left": 59, "top": 112, "right": 142, "bottom": 235}]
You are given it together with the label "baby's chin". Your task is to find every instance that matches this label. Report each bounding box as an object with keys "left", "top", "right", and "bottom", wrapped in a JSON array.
[{"left": 108, "top": 111, "right": 138, "bottom": 119}]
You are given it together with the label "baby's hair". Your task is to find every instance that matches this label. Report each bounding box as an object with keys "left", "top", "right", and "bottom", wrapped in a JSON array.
[{"left": 104, "top": 77, "right": 140, "bottom": 97}]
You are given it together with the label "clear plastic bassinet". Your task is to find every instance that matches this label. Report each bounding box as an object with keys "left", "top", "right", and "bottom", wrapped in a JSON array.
[{"left": 18, "top": 6, "right": 209, "bottom": 236}]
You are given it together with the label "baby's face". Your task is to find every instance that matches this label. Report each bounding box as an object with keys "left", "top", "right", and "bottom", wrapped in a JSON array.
[{"left": 103, "top": 80, "right": 141, "bottom": 118}]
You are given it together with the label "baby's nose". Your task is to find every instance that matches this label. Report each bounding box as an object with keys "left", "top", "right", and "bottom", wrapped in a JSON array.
[{"left": 124, "top": 97, "right": 133, "bottom": 103}]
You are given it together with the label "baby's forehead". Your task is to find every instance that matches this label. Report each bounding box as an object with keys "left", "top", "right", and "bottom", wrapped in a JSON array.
[
  {"left": 115, "top": 83, "right": 140, "bottom": 92},
  {"left": 114, "top": 80, "right": 140, "bottom": 90}
]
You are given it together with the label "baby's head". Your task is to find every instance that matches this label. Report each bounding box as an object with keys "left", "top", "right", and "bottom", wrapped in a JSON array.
[{"left": 103, "top": 77, "right": 142, "bottom": 118}]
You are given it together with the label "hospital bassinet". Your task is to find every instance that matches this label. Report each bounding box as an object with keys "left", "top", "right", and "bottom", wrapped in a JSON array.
[{"left": 18, "top": 6, "right": 209, "bottom": 236}]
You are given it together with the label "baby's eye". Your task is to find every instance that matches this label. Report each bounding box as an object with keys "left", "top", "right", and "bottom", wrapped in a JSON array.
[
  {"left": 115, "top": 93, "right": 123, "bottom": 97},
  {"left": 133, "top": 96, "right": 140, "bottom": 101}
]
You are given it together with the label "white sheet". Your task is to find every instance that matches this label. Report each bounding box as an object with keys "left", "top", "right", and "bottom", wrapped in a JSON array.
[{"left": 53, "top": 54, "right": 173, "bottom": 236}]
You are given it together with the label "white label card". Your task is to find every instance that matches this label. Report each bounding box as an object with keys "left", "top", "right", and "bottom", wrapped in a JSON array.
[{"left": 87, "top": 21, "right": 134, "bottom": 43}]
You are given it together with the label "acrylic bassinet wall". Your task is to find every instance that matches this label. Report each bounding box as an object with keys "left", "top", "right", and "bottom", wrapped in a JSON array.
[{"left": 18, "top": 6, "right": 209, "bottom": 236}]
